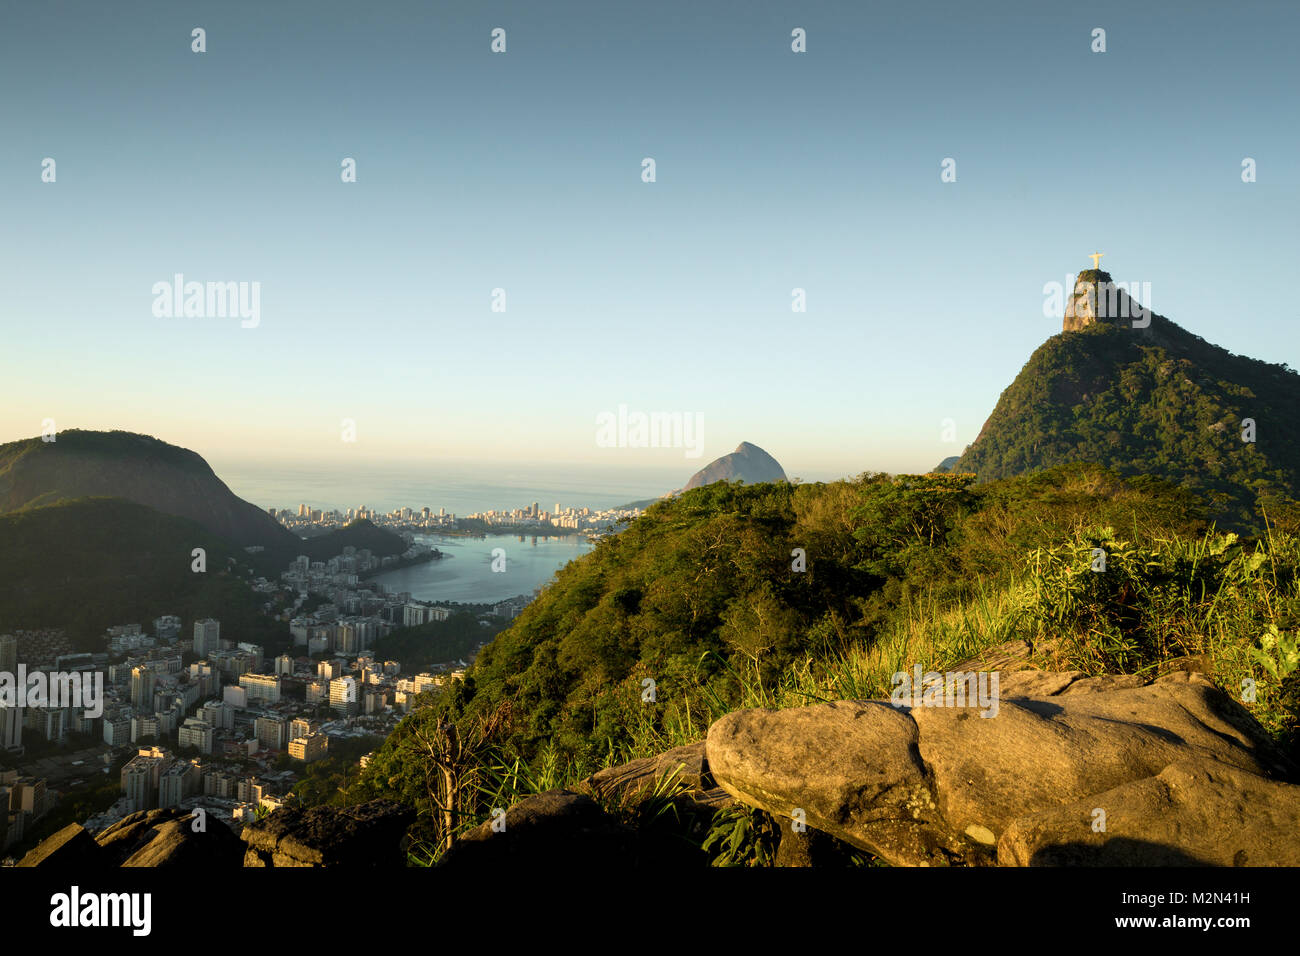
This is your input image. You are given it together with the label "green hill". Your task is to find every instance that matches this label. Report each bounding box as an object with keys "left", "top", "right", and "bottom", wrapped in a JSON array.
[
  {"left": 953, "top": 283, "right": 1299, "bottom": 527},
  {"left": 0, "top": 497, "right": 290, "bottom": 651},
  {"left": 405, "top": 466, "right": 1210, "bottom": 766},
  {"left": 347, "top": 465, "right": 1300, "bottom": 863},
  {"left": 0, "top": 429, "right": 299, "bottom": 555},
  {"left": 297, "top": 518, "right": 410, "bottom": 562}
]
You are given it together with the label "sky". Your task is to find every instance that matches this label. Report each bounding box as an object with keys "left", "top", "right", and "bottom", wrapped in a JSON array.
[{"left": 2, "top": 0, "right": 1296, "bottom": 482}]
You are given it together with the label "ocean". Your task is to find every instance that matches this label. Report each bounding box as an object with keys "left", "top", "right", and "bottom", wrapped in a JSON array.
[{"left": 212, "top": 459, "right": 683, "bottom": 516}]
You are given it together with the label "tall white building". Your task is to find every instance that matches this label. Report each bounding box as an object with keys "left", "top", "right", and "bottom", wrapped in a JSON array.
[
  {"left": 200, "top": 700, "right": 235, "bottom": 731},
  {"left": 238, "top": 674, "right": 281, "bottom": 705},
  {"left": 102, "top": 715, "right": 132, "bottom": 747},
  {"left": 178, "top": 718, "right": 214, "bottom": 755},
  {"left": 329, "top": 676, "right": 357, "bottom": 716},
  {"left": 158, "top": 761, "right": 196, "bottom": 809}
]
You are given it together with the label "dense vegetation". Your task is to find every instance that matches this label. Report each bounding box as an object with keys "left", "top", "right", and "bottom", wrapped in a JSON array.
[
  {"left": 344, "top": 467, "right": 1300, "bottom": 862},
  {"left": 297, "top": 518, "right": 409, "bottom": 562},
  {"left": 288, "top": 735, "right": 386, "bottom": 807},
  {"left": 371, "top": 611, "right": 508, "bottom": 671},
  {"left": 952, "top": 321, "right": 1300, "bottom": 525},
  {"left": 0, "top": 497, "right": 290, "bottom": 650}
]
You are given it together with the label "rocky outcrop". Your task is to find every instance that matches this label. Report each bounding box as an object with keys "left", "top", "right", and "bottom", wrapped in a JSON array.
[
  {"left": 706, "top": 671, "right": 1300, "bottom": 866},
  {"left": 19, "top": 808, "right": 243, "bottom": 868},
  {"left": 240, "top": 799, "right": 414, "bottom": 867},
  {"left": 581, "top": 741, "right": 734, "bottom": 809},
  {"left": 16, "top": 823, "right": 105, "bottom": 869},
  {"left": 98, "top": 807, "right": 243, "bottom": 867},
  {"left": 684, "top": 442, "right": 787, "bottom": 490},
  {"left": 999, "top": 757, "right": 1300, "bottom": 866}
]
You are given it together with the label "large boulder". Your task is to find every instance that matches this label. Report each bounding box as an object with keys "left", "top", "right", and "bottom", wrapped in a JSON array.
[
  {"left": 96, "top": 807, "right": 243, "bottom": 867},
  {"left": 998, "top": 758, "right": 1300, "bottom": 866},
  {"left": 706, "top": 699, "right": 976, "bottom": 866},
  {"left": 16, "top": 823, "right": 105, "bottom": 869},
  {"left": 240, "top": 800, "right": 415, "bottom": 867},
  {"left": 911, "top": 672, "right": 1289, "bottom": 847},
  {"left": 707, "top": 671, "right": 1300, "bottom": 866}
]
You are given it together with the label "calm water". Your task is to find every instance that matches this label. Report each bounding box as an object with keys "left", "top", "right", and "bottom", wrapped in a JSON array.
[{"left": 369, "top": 533, "right": 594, "bottom": 604}]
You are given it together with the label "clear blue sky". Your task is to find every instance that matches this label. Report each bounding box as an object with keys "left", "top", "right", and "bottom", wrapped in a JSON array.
[{"left": 2, "top": 0, "right": 1296, "bottom": 480}]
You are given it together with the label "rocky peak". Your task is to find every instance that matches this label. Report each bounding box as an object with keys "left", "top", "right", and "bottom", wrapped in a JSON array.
[
  {"left": 1063, "top": 269, "right": 1152, "bottom": 333},
  {"left": 683, "top": 441, "right": 787, "bottom": 491}
]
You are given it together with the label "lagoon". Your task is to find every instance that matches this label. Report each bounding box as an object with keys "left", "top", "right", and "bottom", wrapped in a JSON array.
[{"left": 369, "top": 533, "right": 594, "bottom": 605}]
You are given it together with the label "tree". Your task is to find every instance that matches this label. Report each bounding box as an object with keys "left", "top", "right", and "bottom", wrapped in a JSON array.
[{"left": 406, "top": 699, "right": 513, "bottom": 857}]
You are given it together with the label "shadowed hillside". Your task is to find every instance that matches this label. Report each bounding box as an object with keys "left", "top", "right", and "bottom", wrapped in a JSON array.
[
  {"left": 0, "top": 430, "right": 298, "bottom": 552},
  {"left": 0, "top": 497, "right": 289, "bottom": 650}
]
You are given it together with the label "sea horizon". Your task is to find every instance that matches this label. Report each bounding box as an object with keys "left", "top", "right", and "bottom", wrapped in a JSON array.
[{"left": 213, "top": 458, "right": 703, "bottom": 516}]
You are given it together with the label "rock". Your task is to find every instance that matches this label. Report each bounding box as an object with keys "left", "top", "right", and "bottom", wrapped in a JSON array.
[
  {"left": 95, "top": 807, "right": 241, "bottom": 867},
  {"left": 1056, "top": 673, "right": 1147, "bottom": 694},
  {"left": 912, "top": 672, "right": 1287, "bottom": 846},
  {"left": 707, "top": 671, "right": 1299, "bottom": 866},
  {"left": 951, "top": 639, "right": 1039, "bottom": 673},
  {"left": 707, "top": 700, "right": 976, "bottom": 866},
  {"left": 587, "top": 742, "right": 707, "bottom": 795},
  {"left": 684, "top": 442, "right": 787, "bottom": 491},
  {"left": 996, "top": 670, "right": 1086, "bottom": 698},
  {"left": 438, "top": 790, "right": 639, "bottom": 870},
  {"left": 120, "top": 818, "right": 243, "bottom": 868},
  {"left": 22, "top": 809, "right": 243, "bottom": 869},
  {"left": 17, "top": 823, "right": 104, "bottom": 869},
  {"left": 95, "top": 809, "right": 170, "bottom": 862},
  {"left": 1063, "top": 270, "right": 1143, "bottom": 332},
  {"left": 582, "top": 741, "right": 735, "bottom": 810},
  {"left": 999, "top": 758, "right": 1300, "bottom": 866},
  {"left": 240, "top": 799, "right": 415, "bottom": 867}
]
